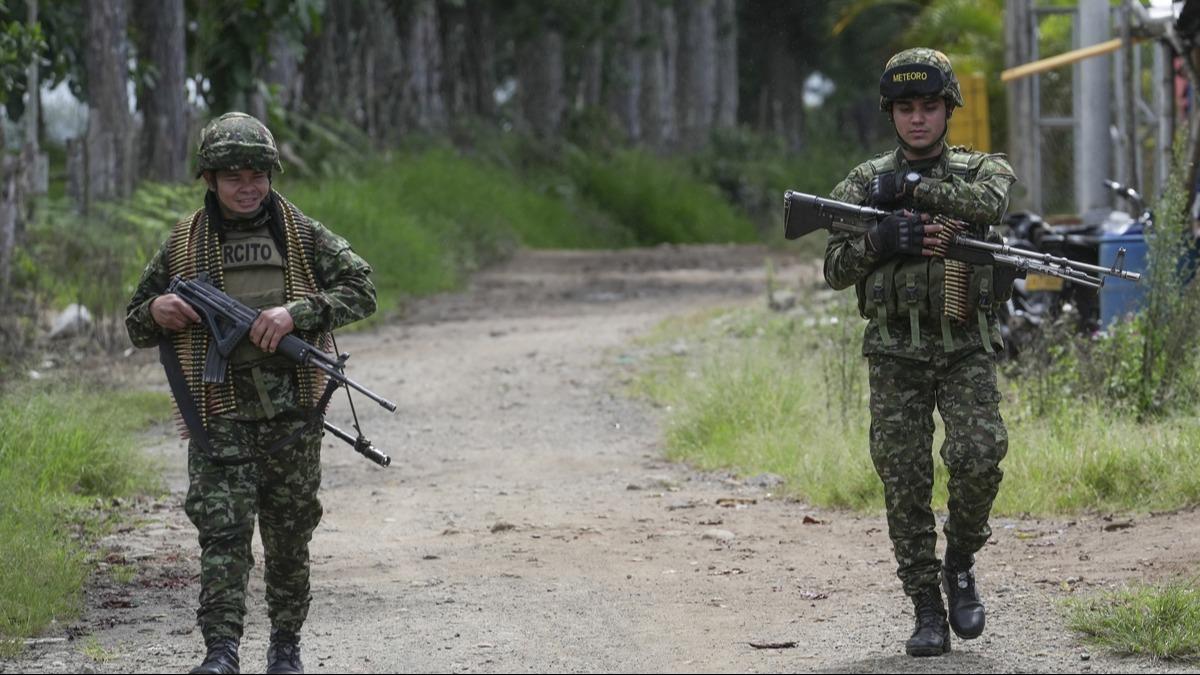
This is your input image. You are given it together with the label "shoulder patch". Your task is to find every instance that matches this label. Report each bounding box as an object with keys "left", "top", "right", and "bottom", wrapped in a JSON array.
[
  {"left": 866, "top": 152, "right": 897, "bottom": 177},
  {"left": 945, "top": 146, "right": 986, "bottom": 178}
]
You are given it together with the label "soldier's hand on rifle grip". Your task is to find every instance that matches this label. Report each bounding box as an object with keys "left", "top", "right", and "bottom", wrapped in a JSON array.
[
  {"left": 250, "top": 307, "right": 295, "bottom": 353},
  {"left": 866, "top": 211, "right": 940, "bottom": 258},
  {"left": 150, "top": 294, "right": 201, "bottom": 332}
]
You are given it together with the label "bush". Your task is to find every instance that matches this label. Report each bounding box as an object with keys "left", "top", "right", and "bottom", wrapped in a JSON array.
[
  {"left": 567, "top": 147, "right": 757, "bottom": 245},
  {"left": 284, "top": 148, "right": 630, "bottom": 318},
  {"left": 1003, "top": 133, "right": 1200, "bottom": 419},
  {"left": 690, "top": 125, "right": 861, "bottom": 240}
]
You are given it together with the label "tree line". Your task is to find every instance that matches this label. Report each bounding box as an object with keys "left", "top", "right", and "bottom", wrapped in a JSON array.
[{"left": 0, "top": 0, "right": 989, "bottom": 302}]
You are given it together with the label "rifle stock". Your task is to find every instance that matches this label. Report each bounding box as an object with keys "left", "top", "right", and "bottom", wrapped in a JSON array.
[{"left": 783, "top": 190, "right": 879, "bottom": 240}]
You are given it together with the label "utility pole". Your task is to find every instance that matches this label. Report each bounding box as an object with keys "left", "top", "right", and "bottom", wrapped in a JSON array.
[
  {"left": 1005, "top": 0, "right": 1036, "bottom": 211},
  {"left": 1076, "top": 1, "right": 1112, "bottom": 214}
]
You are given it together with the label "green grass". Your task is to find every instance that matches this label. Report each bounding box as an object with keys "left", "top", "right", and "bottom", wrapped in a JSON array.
[
  {"left": 567, "top": 148, "right": 757, "bottom": 246},
  {"left": 18, "top": 140, "right": 765, "bottom": 342},
  {"left": 1068, "top": 580, "right": 1200, "bottom": 660},
  {"left": 80, "top": 635, "right": 115, "bottom": 662},
  {"left": 282, "top": 146, "right": 757, "bottom": 320},
  {"left": 630, "top": 301, "right": 1200, "bottom": 515},
  {"left": 0, "top": 384, "right": 171, "bottom": 644},
  {"left": 109, "top": 563, "right": 138, "bottom": 586}
]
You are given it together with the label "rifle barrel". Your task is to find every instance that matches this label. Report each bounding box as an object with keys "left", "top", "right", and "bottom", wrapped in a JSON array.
[
  {"left": 306, "top": 357, "right": 398, "bottom": 412},
  {"left": 954, "top": 237, "right": 1141, "bottom": 283}
]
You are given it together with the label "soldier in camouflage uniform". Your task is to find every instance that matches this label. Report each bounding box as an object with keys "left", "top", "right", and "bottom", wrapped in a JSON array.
[
  {"left": 823, "top": 49, "right": 1016, "bottom": 657},
  {"left": 125, "top": 112, "right": 377, "bottom": 674}
]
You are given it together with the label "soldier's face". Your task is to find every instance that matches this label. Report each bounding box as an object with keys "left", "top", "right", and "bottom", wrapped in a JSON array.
[
  {"left": 892, "top": 97, "right": 947, "bottom": 153},
  {"left": 210, "top": 169, "right": 271, "bottom": 217}
]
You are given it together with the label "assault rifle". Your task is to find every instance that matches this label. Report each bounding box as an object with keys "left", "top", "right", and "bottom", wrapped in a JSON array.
[
  {"left": 783, "top": 190, "right": 1142, "bottom": 288},
  {"left": 162, "top": 273, "right": 395, "bottom": 467}
]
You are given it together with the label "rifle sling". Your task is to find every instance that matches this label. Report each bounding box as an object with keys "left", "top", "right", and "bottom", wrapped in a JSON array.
[
  {"left": 163, "top": 338, "right": 340, "bottom": 467},
  {"left": 159, "top": 340, "right": 216, "bottom": 457}
]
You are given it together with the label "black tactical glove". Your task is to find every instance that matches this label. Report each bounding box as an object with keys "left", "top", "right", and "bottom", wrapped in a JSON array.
[
  {"left": 866, "top": 211, "right": 926, "bottom": 258},
  {"left": 870, "top": 171, "right": 922, "bottom": 207}
]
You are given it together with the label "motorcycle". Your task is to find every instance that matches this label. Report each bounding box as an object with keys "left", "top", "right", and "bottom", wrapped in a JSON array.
[{"left": 996, "top": 179, "right": 1151, "bottom": 358}]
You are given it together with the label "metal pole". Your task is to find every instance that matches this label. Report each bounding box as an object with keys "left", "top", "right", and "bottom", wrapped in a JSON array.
[
  {"left": 1005, "top": 0, "right": 1037, "bottom": 211},
  {"left": 1077, "top": 0, "right": 1112, "bottom": 213},
  {"left": 1122, "top": 3, "right": 1140, "bottom": 192},
  {"left": 1159, "top": 42, "right": 1176, "bottom": 191}
]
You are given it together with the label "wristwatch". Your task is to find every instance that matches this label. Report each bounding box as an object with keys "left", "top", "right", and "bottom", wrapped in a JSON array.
[{"left": 902, "top": 171, "right": 922, "bottom": 195}]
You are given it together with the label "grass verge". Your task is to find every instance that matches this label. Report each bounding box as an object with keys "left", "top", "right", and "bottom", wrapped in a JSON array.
[
  {"left": 1067, "top": 580, "right": 1200, "bottom": 661},
  {"left": 0, "top": 383, "right": 171, "bottom": 651},
  {"left": 629, "top": 300, "right": 1200, "bottom": 515}
]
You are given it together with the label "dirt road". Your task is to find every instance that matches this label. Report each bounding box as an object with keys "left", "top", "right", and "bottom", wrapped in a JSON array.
[{"left": 6, "top": 245, "right": 1199, "bottom": 674}]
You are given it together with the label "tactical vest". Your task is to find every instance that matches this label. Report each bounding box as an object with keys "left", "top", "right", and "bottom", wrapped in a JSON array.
[
  {"left": 164, "top": 193, "right": 329, "bottom": 427},
  {"left": 855, "top": 147, "right": 1007, "bottom": 353},
  {"left": 220, "top": 225, "right": 289, "bottom": 368}
]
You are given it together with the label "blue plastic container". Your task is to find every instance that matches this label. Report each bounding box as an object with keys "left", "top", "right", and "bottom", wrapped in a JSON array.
[{"left": 1099, "top": 230, "right": 1148, "bottom": 328}]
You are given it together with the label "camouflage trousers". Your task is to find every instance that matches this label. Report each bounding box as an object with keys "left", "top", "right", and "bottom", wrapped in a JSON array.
[
  {"left": 867, "top": 349, "right": 1008, "bottom": 597},
  {"left": 184, "top": 414, "right": 324, "bottom": 641}
]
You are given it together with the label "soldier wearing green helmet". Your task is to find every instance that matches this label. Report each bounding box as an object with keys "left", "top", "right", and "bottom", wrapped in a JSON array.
[
  {"left": 195, "top": 111, "right": 286, "bottom": 177},
  {"left": 822, "top": 49, "right": 1017, "bottom": 657},
  {"left": 125, "top": 112, "right": 377, "bottom": 674}
]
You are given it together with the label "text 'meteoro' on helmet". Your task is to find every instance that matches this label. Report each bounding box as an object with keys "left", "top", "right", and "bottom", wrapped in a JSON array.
[{"left": 878, "top": 48, "right": 964, "bottom": 112}]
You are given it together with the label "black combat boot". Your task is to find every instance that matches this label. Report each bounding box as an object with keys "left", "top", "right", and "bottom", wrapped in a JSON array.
[
  {"left": 943, "top": 550, "right": 986, "bottom": 639},
  {"left": 905, "top": 586, "right": 951, "bottom": 657},
  {"left": 266, "top": 628, "right": 304, "bottom": 674},
  {"left": 190, "top": 637, "right": 240, "bottom": 674}
]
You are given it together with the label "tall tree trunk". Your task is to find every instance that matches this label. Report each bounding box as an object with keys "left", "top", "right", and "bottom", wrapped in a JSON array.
[
  {"left": 0, "top": 122, "right": 14, "bottom": 304},
  {"left": 1, "top": 0, "right": 37, "bottom": 304},
  {"left": 265, "top": 30, "right": 302, "bottom": 112},
  {"left": 605, "top": 0, "right": 643, "bottom": 142},
  {"left": 465, "top": 3, "right": 497, "bottom": 120},
  {"left": 439, "top": 1, "right": 470, "bottom": 121},
  {"left": 764, "top": 41, "right": 804, "bottom": 151},
  {"left": 24, "top": 0, "right": 39, "bottom": 151},
  {"left": 518, "top": 27, "right": 564, "bottom": 139},
  {"left": 302, "top": 2, "right": 362, "bottom": 124},
  {"left": 675, "top": 0, "right": 717, "bottom": 151},
  {"left": 641, "top": 1, "right": 678, "bottom": 149},
  {"left": 360, "top": 0, "right": 400, "bottom": 142},
  {"left": 714, "top": 0, "right": 737, "bottom": 130},
  {"left": 579, "top": 39, "right": 604, "bottom": 111},
  {"left": 301, "top": 5, "right": 339, "bottom": 119},
  {"left": 84, "top": 0, "right": 134, "bottom": 206},
  {"left": 435, "top": 1, "right": 498, "bottom": 124},
  {"left": 402, "top": 0, "right": 446, "bottom": 133},
  {"left": 344, "top": 2, "right": 368, "bottom": 130},
  {"left": 132, "top": 0, "right": 188, "bottom": 183}
]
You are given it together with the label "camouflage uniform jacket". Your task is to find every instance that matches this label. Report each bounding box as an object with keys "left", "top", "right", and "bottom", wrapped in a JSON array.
[
  {"left": 125, "top": 194, "right": 377, "bottom": 420},
  {"left": 823, "top": 142, "right": 1016, "bottom": 360}
]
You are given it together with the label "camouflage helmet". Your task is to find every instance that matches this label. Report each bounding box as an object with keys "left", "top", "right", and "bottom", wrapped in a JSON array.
[
  {"left": 878, "top": 48, "right": 964, "bottom": 112},
  {"left": 195, "top": 112, "right": 283, "bottom": 177}
]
